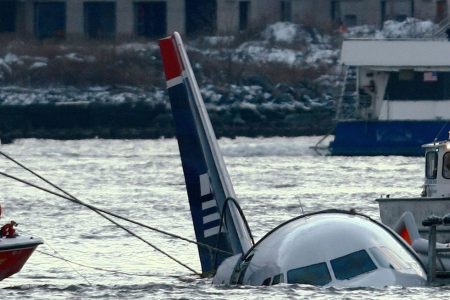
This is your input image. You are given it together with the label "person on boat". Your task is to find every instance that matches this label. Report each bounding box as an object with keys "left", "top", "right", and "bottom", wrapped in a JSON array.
[{"left": 1, "top": 220, "right": 18, "bottom": 238}]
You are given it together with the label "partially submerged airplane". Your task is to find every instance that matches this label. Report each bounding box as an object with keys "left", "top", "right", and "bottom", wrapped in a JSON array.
[{"left": 159, "top": 32, "right": 427, "bottom": 287}]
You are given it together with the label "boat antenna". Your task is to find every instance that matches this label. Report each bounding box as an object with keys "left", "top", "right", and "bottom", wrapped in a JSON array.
[{"left": 433, "top": 121, "right": 448, "bottom": 142}]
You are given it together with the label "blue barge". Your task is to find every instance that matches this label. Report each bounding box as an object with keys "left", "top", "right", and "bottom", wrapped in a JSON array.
[{"left": 330, "top": 39, "right": 450, "bottom": 156}]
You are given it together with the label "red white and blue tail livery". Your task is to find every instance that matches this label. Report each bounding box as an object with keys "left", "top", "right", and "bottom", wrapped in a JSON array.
[{"left": 159, "top": 32, "right": 253, "bottom": 275}]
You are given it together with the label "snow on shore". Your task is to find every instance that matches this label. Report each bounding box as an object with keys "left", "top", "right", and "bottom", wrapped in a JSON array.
[{"left": 0, "top": 18, "right": 438, "bottom": 110}]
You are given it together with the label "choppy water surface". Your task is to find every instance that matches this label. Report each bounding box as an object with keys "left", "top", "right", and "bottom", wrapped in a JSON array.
[{"left": 0, "top": 137, "right": 444, "bottom": 299}]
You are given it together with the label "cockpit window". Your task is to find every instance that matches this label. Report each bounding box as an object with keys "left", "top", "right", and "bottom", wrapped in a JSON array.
[
  {"left": 330, "top": 250, "right": 377, "bottom": 280},
  {"left": 272, "top": 273, "right": 284, "bottom": 285},
  {"left": 287, "top": 262, "right": 331, "bottom": 286},
  {"left": 262, "top": 277, "right": 271, "bottom": 286},
  {"left": 443, "top": 152, "right": 450, "bottom": 179},
  {"left": 426, "top": 151, "right": 438, "bottom": 179}
]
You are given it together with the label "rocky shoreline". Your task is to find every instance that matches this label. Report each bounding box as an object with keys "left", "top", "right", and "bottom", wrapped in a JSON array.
[
  {"left": 0, "top": 102, "right": 334, "bottom": 142},
  {"left": 0, "top": 20, "right": 436, "bottom": 142}
]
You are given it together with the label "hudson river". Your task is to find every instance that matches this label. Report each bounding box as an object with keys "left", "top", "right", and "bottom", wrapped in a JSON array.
[{"left": 0, "top": 137, "right": 447, "bottom": 299}]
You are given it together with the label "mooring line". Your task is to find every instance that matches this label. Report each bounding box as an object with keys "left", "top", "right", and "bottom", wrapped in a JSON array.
[
  {"left": 0, "top": 169, "right": 200, "bottom": 276},
  {"left": 41, "top": 243, "right": 92, "bottom": 286},
  {"left": 0, "top": 150, "right": 231, "bottom": 256},
  {"left": 37, "top": 249, "right": 156, "bottom": 277}
]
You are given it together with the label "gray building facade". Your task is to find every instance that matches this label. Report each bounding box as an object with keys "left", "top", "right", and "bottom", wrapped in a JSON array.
[{"left": 0, "top": 0, "right": 449, "bottom": 40}]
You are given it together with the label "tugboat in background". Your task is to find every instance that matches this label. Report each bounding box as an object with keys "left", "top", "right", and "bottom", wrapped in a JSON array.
[
  {"left": 0, "top": 205, "right": 42, "bottom": 280},
  {"left": 377, "top": 132, "right": 450, "bottom": 243}
]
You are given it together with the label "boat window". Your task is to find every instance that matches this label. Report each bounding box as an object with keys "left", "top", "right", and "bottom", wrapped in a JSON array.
[
  {"left": 287, "top": 262, "right": 331, "bottom": 286},
  {"left": 385, "top": 71, "right": 450, "bottom": 101},
  {"left": 330, "top": 250, "right": 377, "bottom": 280},
  {"left": 443, "top": 152, "right": 450, "bottom": 179},
  {"left": 426, "top": 151, "right": 438, "bottom": 179},
  {"left": 272, "top": 273, "right": 284, "bottom": 285}
]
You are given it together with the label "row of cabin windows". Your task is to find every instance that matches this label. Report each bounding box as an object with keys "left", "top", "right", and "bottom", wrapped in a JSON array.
[
  {"left": 260, "top": 248, "right": 395, "bottom": 286},
  {"left": 1, "top": 1, "right": 168, "bottom": 39},
  {"left": 425, "top": 151, "right": 450, "bottom": 179},
  {"left": 385, "top": 71, "right": 450, "bottom": 101}
]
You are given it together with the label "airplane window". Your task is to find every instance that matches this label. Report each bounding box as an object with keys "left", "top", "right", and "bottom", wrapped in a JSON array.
[
  {"left": 330, "top": 250, "right": 377, "bottom": 280},
  {"left": 262, "top": 277, "right": 271, "bottom": 286},
  {"left": 287, "top": 262, "right": 331, "bottom": 286},
  {"left": 272, "top": 273, "right": 284, "bottom": 285}
]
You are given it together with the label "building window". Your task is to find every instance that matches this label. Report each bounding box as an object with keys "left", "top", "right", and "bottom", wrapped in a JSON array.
[
  {"left": 380, "top": 0, "right": 386, "bottom": 25},
  {"left": 395, "top": 14, "right": 407, "bottom": 22},
  {"left": 0, "top": 1, "right": 16, "bottom": 33},
  {"left": 239, "top": 1, "right": 250, "bottom": 31},
  {"left": 280, "top": 0, "right": 292, "bottom": 22},
  {"left": 34, "top": 2, "right": 66, "bottom": 39},
  {"left": 331, "top": 0, "right": 341, "bottom": 24},
  {"left": 344, "top": 14, "right": 357, "bottom": 27},
  {"left": 84, "top": 2, "right": 116, "bottom": 39},
  {"left": 436, "top": 0, "right": 447, "bottom": 22},
  {"left": 185, "top": 0, "right": 216, "bottom": 36},
  {"left": 134, "top": 2, "right": 166, "bottom": 38}
]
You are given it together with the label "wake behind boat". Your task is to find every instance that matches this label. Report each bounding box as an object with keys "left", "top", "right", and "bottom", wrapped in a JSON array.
[{"left": 159, "top": 32, "right": 427, "bottom": 287}]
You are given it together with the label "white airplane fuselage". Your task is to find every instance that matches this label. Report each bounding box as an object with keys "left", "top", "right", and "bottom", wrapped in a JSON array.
[{"left": 214, "top": 212, "right": 427, "bottom": 287}]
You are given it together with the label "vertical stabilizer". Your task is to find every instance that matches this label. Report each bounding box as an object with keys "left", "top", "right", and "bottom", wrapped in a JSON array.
[{"left": 159, "top": 32, "right": 253, "bottom": 274}]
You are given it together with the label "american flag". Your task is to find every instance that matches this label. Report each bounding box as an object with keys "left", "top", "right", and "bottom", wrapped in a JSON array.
[{"left": 424, "top": 71, "right": 438, "bottom": 82}]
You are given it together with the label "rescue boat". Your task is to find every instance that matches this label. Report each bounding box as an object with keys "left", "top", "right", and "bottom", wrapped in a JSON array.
[
  {"left": 0, "top": 235, "right": 42, "bottom": 280},
  {"left": 377, "top": 133, "right": 450, "bottom": 273}
]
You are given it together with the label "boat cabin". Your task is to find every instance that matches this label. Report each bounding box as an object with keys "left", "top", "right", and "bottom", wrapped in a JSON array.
[
  {"left": 422, "top": 134, "right": 450, "bottom": 198},
  {"left": 338, "top": 39, "right": 450, "bottom": 121}
]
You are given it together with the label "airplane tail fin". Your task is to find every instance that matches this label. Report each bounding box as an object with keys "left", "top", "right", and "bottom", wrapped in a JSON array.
[
  {"left": 159, "top": 32, "right": 253, "bottom": 275},
  {"left": 393, "top": 211, "right": 421, "bottom": 245}
]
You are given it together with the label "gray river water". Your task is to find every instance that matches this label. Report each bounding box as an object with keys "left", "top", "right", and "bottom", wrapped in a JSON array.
[{"left": 0, "top": 137, "right": 448, "bottom": 299}]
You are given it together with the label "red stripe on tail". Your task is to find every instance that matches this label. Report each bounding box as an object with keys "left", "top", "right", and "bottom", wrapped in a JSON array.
[{"left": 159, "top": 36, "right": 183, "bottom": 81}]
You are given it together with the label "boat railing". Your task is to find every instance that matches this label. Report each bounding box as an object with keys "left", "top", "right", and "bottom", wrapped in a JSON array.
[
  {"left": 423, "top": 215, "right": 450, "bottom": 284},
  {"left": 431, "top": 17, "right": 450, "bottom": 38},
  {"left": 335, "top": 65, "right": 359, "bottom": 121}
]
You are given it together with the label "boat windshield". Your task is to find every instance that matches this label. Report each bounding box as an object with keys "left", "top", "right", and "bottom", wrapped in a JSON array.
[
  {"left": 426, "top": 151, "right": 438, "bottom": 179},
  {"left": 443, "top": 152, "right": 450, "bottom": 179}
]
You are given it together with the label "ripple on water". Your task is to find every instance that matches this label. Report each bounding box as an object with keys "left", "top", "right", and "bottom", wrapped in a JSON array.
[{"left": 0, "top": 137, "right": 434, "bottom": 299}]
